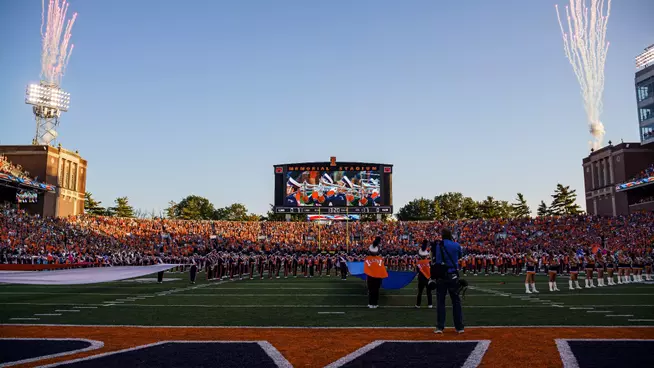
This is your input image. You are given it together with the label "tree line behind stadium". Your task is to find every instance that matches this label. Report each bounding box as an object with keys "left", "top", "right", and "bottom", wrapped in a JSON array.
[{"left": 83, "top": 182, "right": 584, "bottom": 221}]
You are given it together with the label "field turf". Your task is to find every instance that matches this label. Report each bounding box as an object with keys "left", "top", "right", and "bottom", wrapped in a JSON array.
[
  {"left": 2, "top": 271, "right": 654, "bottom": 367},
  {"left": 1, "top": 272, "right": 653, "bottom": 327}
]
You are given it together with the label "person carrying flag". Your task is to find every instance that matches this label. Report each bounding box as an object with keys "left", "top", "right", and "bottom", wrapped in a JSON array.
[
  {"left": 365, "top": 236, "right": 388, "bottom": 309},
  {"left": 415, "top": 240, "right": 433, "bottom": 308}
]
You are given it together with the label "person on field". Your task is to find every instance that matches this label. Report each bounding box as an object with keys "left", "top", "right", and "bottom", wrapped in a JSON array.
[
  {"left": 524, "top": 252, "right": 539, "bottom": 294},
  {"left": 364, "top": 237, "right": 388, "bottom": 309},
  {"left": 432, "top": 228, "right": 464, "bottom": 334},
  {"left": 415, "top": 240, "right": 433, "bottom": 308},
  {"left": 339, "top": 253, "right": 348, "bottom": 280}
]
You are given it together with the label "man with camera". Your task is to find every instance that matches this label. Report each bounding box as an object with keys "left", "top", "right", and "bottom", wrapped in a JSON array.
[{"left": 429, "top": 228, "right": 465, "bottom": 334}]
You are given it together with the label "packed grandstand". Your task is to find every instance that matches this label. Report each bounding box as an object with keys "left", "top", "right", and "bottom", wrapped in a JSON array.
[{"left": 2, "top": 207, "right": 652, "bottom": 275}]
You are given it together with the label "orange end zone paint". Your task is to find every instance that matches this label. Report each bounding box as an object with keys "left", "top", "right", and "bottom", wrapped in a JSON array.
[{"left": 2, "top": 326, "right": 654, "bottom": 368}]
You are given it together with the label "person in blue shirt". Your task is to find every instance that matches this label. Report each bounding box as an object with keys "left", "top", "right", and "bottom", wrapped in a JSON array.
[{"left": 431, "top": 228, "right": 464, "bottom": 334}]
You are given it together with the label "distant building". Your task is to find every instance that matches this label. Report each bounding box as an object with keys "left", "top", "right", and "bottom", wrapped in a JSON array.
[
  {"left": 582, "top": 46, "right": 654, "bottom": 216},
  {"left": 636, "top": 44, "right": 654, "bottom": 144},
  {"left": 0, "top": 145, "right": 87, "bottom": 217},
  {"left": 582, "top": 143, "right": 654, "bottom": 216}
]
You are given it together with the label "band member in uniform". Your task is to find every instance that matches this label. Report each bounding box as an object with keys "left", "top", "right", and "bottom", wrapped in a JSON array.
[
  {"left": 415, "top": 240, "right": 433, "bottom": 308},
  {"left": 525, "top": 252, "right": 539, "bottom": 294},
  {"left": 339, "top": 253, "right": 348, "bottom": 280},
  {"left": 189, "top": 258, "right": 198, "bottom": 284},
  {"left": 364, "top": 237, "right": 388, "bottom": 309}
]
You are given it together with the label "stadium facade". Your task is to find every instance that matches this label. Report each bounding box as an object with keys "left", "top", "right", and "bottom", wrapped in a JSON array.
[
  {"left": 0, "top": 145, "right": 87, "bottom": 217},
  {"left": 637, "top": 44, "right": 654, "bottom": 144},
  {"left": 582, "top": 45, "right": 654, "bottom": 216}
]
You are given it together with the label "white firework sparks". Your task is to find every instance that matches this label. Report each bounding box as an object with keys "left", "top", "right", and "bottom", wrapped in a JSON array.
[
  {"left": 555, "top": 0, "right": 611, "bottom": 150},
  {"left": 40, "top": 0, "right": 77, "bottom": 85}
]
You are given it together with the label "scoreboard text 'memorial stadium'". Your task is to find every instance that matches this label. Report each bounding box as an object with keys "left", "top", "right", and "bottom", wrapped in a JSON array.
[{"left": 273, "top": 157, "right": 393, "bottom": 215}]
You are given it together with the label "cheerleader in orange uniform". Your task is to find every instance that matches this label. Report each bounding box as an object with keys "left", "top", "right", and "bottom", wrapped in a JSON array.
[
  {"left": 524, "top": 252, "right": 539, "bottom": 294},
  {"left": 365, "top": 237, "right": 389, "bottom": 309}
]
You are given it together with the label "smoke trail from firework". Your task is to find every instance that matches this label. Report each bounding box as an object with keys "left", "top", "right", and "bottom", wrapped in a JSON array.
[
  {"left": 555, "top": 0, "right": 611, "bottom": 150},
  {"left": 40, "top": 0, "right": 77, "bottom": 85}
]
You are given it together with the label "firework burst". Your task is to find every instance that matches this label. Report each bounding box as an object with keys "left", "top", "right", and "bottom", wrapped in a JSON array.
[
  {"left": 40, "top": 0, "right": 77, "bottom": 85},
  {"left": 555, "top": 0, "right": 611, "bottom": 150}
]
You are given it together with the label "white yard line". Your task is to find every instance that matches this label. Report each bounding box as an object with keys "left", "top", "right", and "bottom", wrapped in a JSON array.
[
  {"left": 10, "top": 317, "right": 40, "bottom": 320},
  {"left": 605, "top": 315, "right": 634, "bottom": 317},
  {"left": 34, "top": 313, "right": 62, "bottom": 316}
]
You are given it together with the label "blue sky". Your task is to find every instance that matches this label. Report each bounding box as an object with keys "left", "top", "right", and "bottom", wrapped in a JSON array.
[{"left": 1, "top": 0, "right": 652, "bottom": 216}]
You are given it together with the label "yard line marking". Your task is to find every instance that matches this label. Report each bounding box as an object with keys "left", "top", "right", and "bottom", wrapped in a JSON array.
[
  {"left": 318, "top": 312, "right": 345, "bottom": 314},
  {"left": 628, "top": 319, "right": 654, "bottom": 322},
  {"left": 54, "top": 309, "right": 80, "bottom": 312},
  {"left": 586, "top": 311, "right": 612, "bottom": 313},
  {"left": 9, "top": 317, "right": 40, "bottom": 320},
  {"left": 74, "top": 306, "right": 98, "bottom": 309},
  {"left": 34, "top": 313, "right": 62, "bottom": 316},
  {"left": 569, "top": 307, "right": 594, "bottom": 310},
  {"left": 605, "top": 315, "right": 634, "bottom": 317}
]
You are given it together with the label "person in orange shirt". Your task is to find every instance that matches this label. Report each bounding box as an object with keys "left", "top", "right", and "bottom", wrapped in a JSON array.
[
  {"left": 415, "top": 240, "right": 433, "bottom": 308},
  {"left": 364, "top": 236, "right": 388, "bottom": 309}
]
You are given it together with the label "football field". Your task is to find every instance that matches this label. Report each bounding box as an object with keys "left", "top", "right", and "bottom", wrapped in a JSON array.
[{"left": 1, "top": 272, "right": 654, "bottom": 367}]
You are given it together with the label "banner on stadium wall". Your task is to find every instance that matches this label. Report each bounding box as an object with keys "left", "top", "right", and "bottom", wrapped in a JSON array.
[
  {"left": 307, "top": 214, "right": 360, "bottom": 221},
  {"left": 0, "top": 172, "right": 56, "bottom": 192},
  {"left": 615, "top": 176, "right": 654, "bottom": 192}
]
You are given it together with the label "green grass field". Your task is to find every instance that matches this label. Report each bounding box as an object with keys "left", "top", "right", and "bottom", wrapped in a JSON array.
[{"left": 1, "top": 272, "right": 653, "bottom": 327}]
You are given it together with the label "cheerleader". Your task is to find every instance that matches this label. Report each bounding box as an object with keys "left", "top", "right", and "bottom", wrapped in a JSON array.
[
  {"left": 584, "top": 253, "right": 596, "bottom": 288},
  {"left": 645, "top": 257, "right": 653, "bottom": 281},
  {"left": 524, "top": 252, "right": 539, "bottom": 294},
  {"left": 415, "top": 240, "right": 433, "bottom": 308},
  {"left": 605, "top": 254, "right": 616, "bottom": 286},
  {"left": 364, "top": 237, "right": 389, "bottom": 309},
  {"left": 595, "top": 253, "right": 606, "bottom": 287},
  {"left": 633, "top": 257, "right": 643, "bottom": 283},
  {"left": 568, "top": 253, "right": 582, "bottom": 290},
  {"left": 617, "top": 253, "right": 628, "bottom": 284},
  {"left": 548, "top": 253, "right": 561, "bottom": 292}
]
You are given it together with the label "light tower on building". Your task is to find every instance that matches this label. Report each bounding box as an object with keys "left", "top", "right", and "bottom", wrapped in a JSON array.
[{"left": 25, "top": 0, "right": 77, "bottom": 146}]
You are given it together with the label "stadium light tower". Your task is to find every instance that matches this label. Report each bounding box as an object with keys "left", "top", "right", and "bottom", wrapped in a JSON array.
[
  {"left": 25, "top": 83, "right": 70, "bottom": 145},
  {"left": 26, "top": 0, "right": 77, "bottom": 146}
]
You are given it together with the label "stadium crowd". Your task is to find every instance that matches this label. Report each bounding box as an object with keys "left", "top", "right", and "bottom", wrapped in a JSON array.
[
  {"left": 1, "top": 206, "right": 652, "bottom": 277},
  {"left": 627, "top": 163, "right": 654, "bottom": 182}
]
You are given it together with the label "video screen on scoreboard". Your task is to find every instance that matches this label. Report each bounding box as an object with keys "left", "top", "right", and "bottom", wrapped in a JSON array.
[
  {"left": 284, "top": 169, "right": 381, "bottom": 207},
  {"left": 16, "top": 190, "right": 38, "bottom": 204}
]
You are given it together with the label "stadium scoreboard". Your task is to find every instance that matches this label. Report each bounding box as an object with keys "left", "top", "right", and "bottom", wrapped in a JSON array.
[{"left": 274, "top": 157, "right": 393, "bottom": 215}]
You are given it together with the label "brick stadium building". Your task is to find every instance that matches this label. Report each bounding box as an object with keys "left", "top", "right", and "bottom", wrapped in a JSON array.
[
  {"left": 0, "top": 145, "right": 87, "bottom": 217},
  {"left": 582, "top": 45, "right": 654, "bottom": 216}
]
